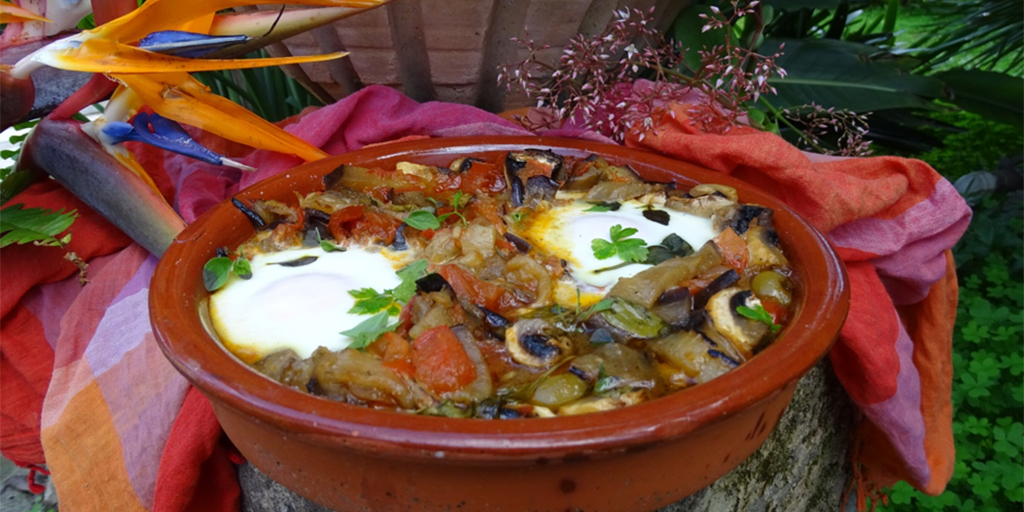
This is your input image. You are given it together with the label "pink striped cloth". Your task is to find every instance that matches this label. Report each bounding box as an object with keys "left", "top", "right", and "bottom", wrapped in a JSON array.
[{"left": 0, "top": 85, "right": 968, "bottom": 511}]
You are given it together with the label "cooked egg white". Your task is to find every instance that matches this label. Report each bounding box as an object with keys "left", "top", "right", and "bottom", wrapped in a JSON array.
[
  {"left": 521, "top": 193, "right": 718, "bottom": 291},
  {"left": 209, "top": 246, "right": 410, "bottom": 361}
]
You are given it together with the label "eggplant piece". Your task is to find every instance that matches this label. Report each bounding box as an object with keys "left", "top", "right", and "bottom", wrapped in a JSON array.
[
  {"left": 642, "top": 208, "right": 670, "bottom": 225},
  {"left": 665, "top": 191, "right": 735, "bottom": 219},
  {"left": 583, "top": 181, "right": 664, "bottom": 203},
  {"left": 729, "top": 204, "right": 773, "bottom": 234},
  {"left": 322, "top": 164, "right": 345, "bottom": 190},
  {"left": 649, "top": 330, "right": 735, "bottom": 384},
  {"left": 586, "top": 299, "right": 667, "bottom": 341},
  {"left": 310, "top": 347, "right": 427, "bottom": 409},
  {"left": 390, "top": 223, "right": 409, "bottom": 251},
  {"left": 478, "top": 306, "right": 510, "bottom": 328},
  {"left": 651, "top": 287, "right": 693, "bottom": 328},
  {"left": 506, "top": 149, "right": 565, "bottom": 181},
  {"left": 705, "top": 287, "right": 771, "bottom": 358},
  {"left": 608, "top": 243, "right": 723, "bottom": 309},
  {"left": 452, "top": 157, "right": 485, "bottom": 173},
  {"left": 231, "top": 197, "right": 267, "bottom": 229},
  {"left": 301, "top": 208, "right": 332, "bottom": 247},
  {"left": 506, "top": 170, "right": 525, "bottom": 207},
  {"left": 503, "top": 233, "right": 531, "bottom": 253},
  {"left": 568, "top": 344, "right": 661, "bottom": 392},
  {"left": 691, "top": 269, "right": 740, "bottom": 312},
  {"left": 524, "top": 176, "right": 559, "bottom": 205},
  {"left": 505, "top": 318, "right": 571, "bottom": 368},
  {"left": 415, "top": 273, "right": 451, "bottom": 293}
]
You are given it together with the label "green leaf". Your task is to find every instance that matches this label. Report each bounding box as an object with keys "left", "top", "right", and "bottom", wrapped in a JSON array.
[
  {"left": 934, "top": 70, "right": 1024, "bottom": 128},
  {"left": 594, "top": 364, "right": 621, "bottom": 394},
  {"left": 315, "top": 230, "right": 345, "bottom": 253},
  {"left": 645, "top": 234, "right": 694, "bottom": 265},
  {"left": 578, "top": 299, "right": 614, "bottom": 323},
  {"left": 203, "top": 257, "right": 233, "bottom": 292},
  {"left": 592, "top": 224, "right": 649, "bottom": 263},
  {"left": 393, "top": 259, "right": 429, "bottom": 303},
  {"left": 0, "top": 204, "right": 78, "bottom": 248},
  {"left": 347, "top": 288, "right": 394, "bottom": 315},
  {"left": 761, "top": 38, "right": 948, "bottom": 112},
  {"left": 584, "top": 201, "right": 620, "bottom": 212},
  {"left": 591, "top": 238, "right": 617, "bottom": 260},
  {"left": 232, "top": 257, "right": 253, "bottom": 280},
  {"left": 405, "top": 210, "right": 441, "bottom": 230},
  {"left": 670, "top": 5, "right": 735, "bottom": 74},
  {"left": 736, "top": 304, "right": 782, "bottom": 333},
  {"left": 341, "top": 311, "right": 398, "bottom": 350}
]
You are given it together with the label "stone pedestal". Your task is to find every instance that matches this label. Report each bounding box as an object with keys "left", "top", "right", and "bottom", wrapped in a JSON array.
[{"left": 239, "top": 359, "right": 855, "bottom": 512}]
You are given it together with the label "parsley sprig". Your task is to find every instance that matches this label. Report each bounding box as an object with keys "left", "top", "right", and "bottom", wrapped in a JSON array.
[
  {"left": 347, "top": 259, "right": 429, "bottom": 316},
  {"left": 340, "top": 311, "right": 398, "bottom": 350},
  {"left": 591, "top": 224, "right": 648, "bottom": 263},
  {"left": 736, "top": 304, "right": 782, "bottom": 333},
  {"left": 404, "top": 190, "right": 471, "bottom": 230}
]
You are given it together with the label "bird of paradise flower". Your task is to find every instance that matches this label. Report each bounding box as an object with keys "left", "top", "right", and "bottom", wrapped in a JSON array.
[{"left": 6, "top": 0, "right": 391, "bottom": 256}]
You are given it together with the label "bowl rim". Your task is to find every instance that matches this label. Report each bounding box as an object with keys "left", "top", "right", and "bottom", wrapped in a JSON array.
[{"left": 150, "top": 135, "right": 849, "bottom": 460}]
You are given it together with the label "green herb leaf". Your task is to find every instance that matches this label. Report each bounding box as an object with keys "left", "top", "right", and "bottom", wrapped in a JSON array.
[
  {"left": 736, "top": 304, "right": 781, "bottom": 333},
  {"left": 584, "top": 201, "right": 621, "bottom": 212},
  {"left": 579, "top": 299, "right": 615, "bottom": 322},
  {"left": 203, "top": 257, "right": 234, "bottom": 292},
  {"left": 315, "top": 230, "right": 345, "bottom": 252},
  {"left": 0, "top": 204, "right": 78, "bottom": 248},
  {"left": 406, "top": 210, "right": 441, "bottom": 230},
  {"left": 594, "top": 363, "right": 621, "bottom": 394},
  {"left": 645, "top": 233, "right": 693, "bottom": 264},
  {"left": 393, "top": 259, "right": 429, "bottom": 303},
  {"left": 232, "top": 257, "right": 253, "bottom": 280},
  {"left": 509, "top": 211, "right": 528, "bottom": 224},
  {"left": 341, "top": 311, "right": 398, "bottom": 350},
  {"left": 591, "top": 224, "right": 649, "bottom": 263},
  {"left": 348, "top": 288, "right": 394, "bottom": 315}
]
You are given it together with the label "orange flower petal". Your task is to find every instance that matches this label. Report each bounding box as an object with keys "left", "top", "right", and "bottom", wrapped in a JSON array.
[
  {"left": 112, "top": 72, "right": 327, "bottom": 162},
  {"left": 0, "top": 1, "right": 52, "bottom": 24},
  {"left": 39, "top": 38, "right": 348, "bottom": 74},
  {"left": 96, "top": 0, "right": 387, "bottom": 43}
]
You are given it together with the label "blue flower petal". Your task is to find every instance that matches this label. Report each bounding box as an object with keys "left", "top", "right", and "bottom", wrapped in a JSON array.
[
  {"left": 139, "top": 30, "right": 248, "bottom": 58},
  {"left": 103, "top": 113, "right": 231, "bottom": 167}
]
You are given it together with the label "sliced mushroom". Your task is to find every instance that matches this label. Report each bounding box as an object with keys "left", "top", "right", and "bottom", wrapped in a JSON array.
[
  {"left": 505, "top": 318, "right": 572, "bottom": 368},
  {"left": 689, "top": 183, "right": 738, "bottom": 202},
  {"left": 705, "top": 287, "right": 770, "bottom": 358}
]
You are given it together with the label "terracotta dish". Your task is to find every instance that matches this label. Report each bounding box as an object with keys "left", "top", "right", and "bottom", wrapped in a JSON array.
[{"left": 150, "top": 136, "right": 849, "bottom": 512}]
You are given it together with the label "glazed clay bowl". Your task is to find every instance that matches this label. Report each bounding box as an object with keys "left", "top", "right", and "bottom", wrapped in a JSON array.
[{"left": 150, "top": 136, "right": 849, "bottom": 512}]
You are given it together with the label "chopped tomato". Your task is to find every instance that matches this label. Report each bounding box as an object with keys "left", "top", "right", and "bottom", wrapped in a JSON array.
[
  {"left": 350, "top": 211, "right": 403, "bottom": 245},
  {"left": 760, "top": 297, "right": 787, "bottom": 325},
  {"left": 431, "top": 172, "right": 462, "bottom": 195},
  {"left": 714, "top": 228, "right": 749, "bottom": 271},
  {"left": 437, "top": 264, "right": 518, "bottom": 312},
  {"left": 327, "top": 205, "right": 365, "bottom": 240},
  {"left": 465, "top": 195, "right": 504, "bottom": 226},
  {"left": 371, "top": 332, "right": 415, "bottom": 377},
  {"left": 460, "top": 161, "right": 505, "bottom": 195},
  {"left": 412, "top": 326, "right": 477, "bottom": 394}
]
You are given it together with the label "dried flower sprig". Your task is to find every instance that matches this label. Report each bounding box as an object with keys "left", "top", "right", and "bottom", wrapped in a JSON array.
[
  {"left": 499, "top": 1, "right": 872, "bottom": 157},
  {"left": 779, "top": 104, "right": 873, "bottom": 157}
]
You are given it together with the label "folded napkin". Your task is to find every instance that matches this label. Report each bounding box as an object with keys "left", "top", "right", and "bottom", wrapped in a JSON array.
[{"left": 0, "top": 85, "right": 968, "bottom": 511}]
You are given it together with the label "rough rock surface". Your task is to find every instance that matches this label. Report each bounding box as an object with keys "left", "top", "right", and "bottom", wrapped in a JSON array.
[{"left": 239, "top": 359, "right": 855, "bottom": 512}]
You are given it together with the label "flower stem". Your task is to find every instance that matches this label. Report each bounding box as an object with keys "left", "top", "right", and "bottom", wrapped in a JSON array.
[{"left": 757, "top": 97, "right": 830, "bottom": 154}]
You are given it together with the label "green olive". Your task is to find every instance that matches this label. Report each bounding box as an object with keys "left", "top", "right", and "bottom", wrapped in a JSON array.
[
  {"left": 751, "top": 270, "right": 793, "bottom": 306},
  {"left": 531, "top": 373, "right": 588, "bottom": 408}
]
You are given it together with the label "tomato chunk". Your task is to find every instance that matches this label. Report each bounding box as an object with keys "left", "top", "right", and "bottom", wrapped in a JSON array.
[
  {"left": 371, "top": 332, "right": 415, "bottom": 377},
  {"left": 412, "top": 326, "right": 477, "bottom": 394},
  {"left": 460, "top": 161, "right": 505, "bottom": 195},
  {"left": 437, "top": 264, "right": 511, "bottom": 312},
  {"left": 328, "top": 205, "right": 365, "bottom": 240},
  {"left": 350, "top": 211, "right": 402, "bottom": 245},
  {"left": 714, "top": 227, "right": 749, "bottom": 271}
]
